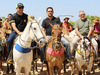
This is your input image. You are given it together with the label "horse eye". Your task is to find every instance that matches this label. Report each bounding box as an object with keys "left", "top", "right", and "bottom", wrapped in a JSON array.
[
  {"left": 52, "top": 32, "right": 54, "bottom": 34},
  {"left": 34, "top": 28, "right": 36, "bottom": 30}
]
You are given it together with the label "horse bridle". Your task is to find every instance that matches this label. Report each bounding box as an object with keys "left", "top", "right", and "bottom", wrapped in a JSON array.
[
  {"left": 51, "top": 27, "right": 62, "bottom": 51},
  {"left": 79, "top": 39, "right": 92, "bottom": 63},
  {"left": 19, "top": 19, "right": 44, "bottom": 49}
]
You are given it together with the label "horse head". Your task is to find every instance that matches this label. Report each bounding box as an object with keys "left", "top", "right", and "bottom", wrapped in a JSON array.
[
  {"left": 78, "top": 37, "right": 92, "bottom": 63},
  {"left": 50, "top": 23, "right": 62, "bottom": 50},
  {"left": 0, "top": 30, "right": 6, "bottom": 44},
  {"left": 27, "top": 17, "right": 45, "bottom": 47}
]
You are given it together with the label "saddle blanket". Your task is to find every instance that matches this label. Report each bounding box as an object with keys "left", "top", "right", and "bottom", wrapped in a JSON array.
[
  {"left": 15, "top": 43, "right": 31, "bottom": 53},
  {"left": 47, "top": 47, "right": 64, "bottom": 56}
]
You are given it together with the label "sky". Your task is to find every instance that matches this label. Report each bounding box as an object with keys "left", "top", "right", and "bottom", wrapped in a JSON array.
[{"left": 0, "top": 0, "right": 100, "bottom": 23}]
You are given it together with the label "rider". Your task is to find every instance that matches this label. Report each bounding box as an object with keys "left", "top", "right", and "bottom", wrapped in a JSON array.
[
  {"left": 3, "top": 13, "right": 12, "bottom": 38},
  {"left": 71, "top": 10, "right": 98, "bottom": 60},
  {"left": 93, "top": 18, "right": 100, "bottom": 42},
  {"left": 63, "top": 16, "right": 73, "bottom": 32},
  {"left": 7, "top": 3, "right": 28, "bottom": 63},
  {"left": 40, "top": 7, "right": 71, "bottom": 63}
]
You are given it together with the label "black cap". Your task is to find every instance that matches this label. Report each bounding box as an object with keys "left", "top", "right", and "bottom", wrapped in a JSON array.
[{"left": 16, "top": 3, "right": 24, "bottom": 8}]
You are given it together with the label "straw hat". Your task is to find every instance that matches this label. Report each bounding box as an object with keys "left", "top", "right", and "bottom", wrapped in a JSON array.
[
  {"left": 93, "top": 18, "right": 99, "bottom": 23},
  {"left": 64, "top": 16, "right": 70, "bottom": 20}
]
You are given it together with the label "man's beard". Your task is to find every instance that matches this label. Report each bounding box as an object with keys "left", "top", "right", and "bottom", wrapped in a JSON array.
[{"left": 48, "top": 14, "right": 53, "bottom": 17}]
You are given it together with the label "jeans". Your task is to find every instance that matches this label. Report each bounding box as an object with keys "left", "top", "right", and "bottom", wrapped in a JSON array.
[
  {"left": 71, "top": 35, "right": 98, "bottom": 57},
  {"left": 40, "top": 36, "right": 70, "bottom": 62},
  {"left": 7, "top": 31, "right": 17, "bottom": 55},
  {"left": 98, "top": 35, "right": 100, "bottom": 42}
]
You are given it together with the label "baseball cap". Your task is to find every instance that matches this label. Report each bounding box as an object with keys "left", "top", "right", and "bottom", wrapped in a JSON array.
[{"left": 16, "top": 3, "right": 24, "bottom": 8}]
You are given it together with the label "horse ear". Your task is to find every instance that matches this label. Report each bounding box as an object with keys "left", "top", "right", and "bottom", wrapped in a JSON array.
[
  {"left": 37, "top": 17, "right": 41, "bottom": 23},
  {"left": 59, "top": 23, "right": 63, "bottom": 27},
  {"left": 49, "top": 23, "right": 53, "bottom": 28}
]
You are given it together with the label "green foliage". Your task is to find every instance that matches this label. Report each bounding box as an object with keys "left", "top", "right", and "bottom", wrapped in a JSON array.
[
  {"left": 1, "top": 16, "right": 6, "bottom": 23},
  {"left": 69, "top": 21, "right": 75, "bottom": 28},
  {"left": 85, "top": 15, "right": 100, "bottom": 23}
]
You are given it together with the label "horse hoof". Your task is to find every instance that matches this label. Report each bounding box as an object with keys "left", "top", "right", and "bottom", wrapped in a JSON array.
[
  {"left": 41, "top": 69, "right": 43, "bottom": 72},
  {"left": 79, "top": 71, "right": 82, "bottom": 75},
  {"left": 64, "top": 69, "right": 66, "bottom": 73},
  {"left": 87, "top": 72, "right": 90, "bottom": 75},
  {"left": 6, "top": 71, "right": 9, "bottom": 74}
]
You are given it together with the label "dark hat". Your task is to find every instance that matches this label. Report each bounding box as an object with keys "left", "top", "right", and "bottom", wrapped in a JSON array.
[{"left": 16, "top": 3, "right": 24, "bottom": 8}]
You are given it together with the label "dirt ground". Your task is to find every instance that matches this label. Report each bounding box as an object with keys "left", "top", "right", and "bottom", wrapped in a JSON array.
[{"left": 0, "top": 59, "right": 100, "bottom": 75}]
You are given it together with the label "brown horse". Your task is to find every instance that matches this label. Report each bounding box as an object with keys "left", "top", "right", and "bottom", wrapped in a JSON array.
[{"left": 46, "top": 23, "right": 65, "bottom": 75}]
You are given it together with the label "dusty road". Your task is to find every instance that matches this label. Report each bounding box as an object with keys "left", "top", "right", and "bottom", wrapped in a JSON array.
[{"left": 0, "top": 59, "right": 100, "bottom": 75}]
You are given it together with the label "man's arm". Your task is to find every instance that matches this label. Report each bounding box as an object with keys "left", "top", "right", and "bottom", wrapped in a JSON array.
[
  {"left": 42, "top": 28, "right": 49, "bottom": 42},
  {"left": 87, "top": 26, "right": 94, "bottom": 38},
  {"left": 75, "top": 28, "right": 83, "bottom": 39},
  {"left": 42, "top": 28, "right": 46, "bottom": 38},
  {"left": 11, "top": 23, "right": 22, "bottom": 35}
]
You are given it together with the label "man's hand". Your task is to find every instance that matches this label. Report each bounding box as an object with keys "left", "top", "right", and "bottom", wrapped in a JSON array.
[
  {"left": 45, "top": 36, "right": 49, "bottom": 42},
  {"left": 18, "top": 32, "right": 23, "bottom": 35}
]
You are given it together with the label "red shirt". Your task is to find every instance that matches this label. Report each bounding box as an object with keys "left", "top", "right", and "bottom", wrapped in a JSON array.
[{"left": 63, "top": 22, "right": 72, "bottom": 32}]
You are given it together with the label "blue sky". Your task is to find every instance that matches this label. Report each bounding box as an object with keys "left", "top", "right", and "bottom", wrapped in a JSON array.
[{"left": 0, "top": 0, "right": 99, "bottom": 23}]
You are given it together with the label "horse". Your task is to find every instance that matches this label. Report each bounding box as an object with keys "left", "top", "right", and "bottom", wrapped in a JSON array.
[
  {"left": 13, "top": 17, "right": 45, "bottom": 75},
  {"left": 74, "top": 37, "right": 94, "bottom": 75},
  {"left": 46, "top": 23, "right": 65, "bottom": 75},
  {"left": 62, "top": 28, "right": 95, "bottom": 75},
  {"left": 0, "top": 28, "right": 7, "bottom": 74}
]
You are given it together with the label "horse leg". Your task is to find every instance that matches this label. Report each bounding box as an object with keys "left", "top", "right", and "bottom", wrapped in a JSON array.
[
  {"left": 92, "top": 62, "right": 95, "bottom": 74},
  {"left": 46, "top": 62, "right": 49, "bottom": 75},
  {"left": 41, "top": 62, "right": 43, "bottom": 72},
  {"left": 15, "top": 63, "right": 21, "bottom": 75},
  {"left": 82, "top": 65, "right": 85, "bottom": 75},
  {"left": 71, "top": 61, "right": 75, "bottom": 75},
  {"left": 7, "top": 64, "right": 10, "bottom": 73},
  {"left": 24, "top": 64, "right": 31, "bottom": 75},
  {"left": 10, "top": 64, "right": 14, "bottom": 73},
  {"left": 63, "top": 62, "right": 66, "bottom": 73},
  {"left": 36, "top": 61, "right": 37, "bottom": 71},
  {"left": 87, "top": 63, "right": 92, "bottom": 75},
  {"left": 79, "top": 71, "right": 82, "bottom": 75},
  {"left": 58, "top": 67, "right": 61, "bottom": 75},
  {"left": 48, "top": 62, "right": 53, "bottom": 75}
]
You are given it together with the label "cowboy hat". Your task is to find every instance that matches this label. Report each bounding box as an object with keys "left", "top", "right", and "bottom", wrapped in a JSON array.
[
  {"left": 64, "top": 16, "right": 70, "bottom": 20},
  {"left": 93, "top": 18, "right": 99, "bottom": 23}
]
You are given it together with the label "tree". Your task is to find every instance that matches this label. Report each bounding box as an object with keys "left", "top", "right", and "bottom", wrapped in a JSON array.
[
  {"left": 69, "top": 21, "right": 75, "bottom": 28},
  {"left": 85, "top": 15, "right": 100, "bottom": 23}
]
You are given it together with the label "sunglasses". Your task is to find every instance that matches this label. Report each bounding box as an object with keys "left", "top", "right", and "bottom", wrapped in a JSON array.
[
  {"left": 48, "top": 11, "right": 53, "bottom": 12},
  {"left": 19, "top": 6, "right": 24, "bottom": 9},
  {"left": 79, "top": 14, "right": 85, "bottom": 16}
]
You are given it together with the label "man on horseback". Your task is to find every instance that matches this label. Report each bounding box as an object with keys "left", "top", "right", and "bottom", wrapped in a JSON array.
[
  {"left": 7, "top": 3, "right": 28, "bottom": 64},
  {"left": 71, "top": 10, "right": 98, "bottom": 60},
  {"left": 3, "top": 13, "right": 12, "bottom": 39},
  {"left": 40, "top": 7, "right": 71, "bottom": 63}
]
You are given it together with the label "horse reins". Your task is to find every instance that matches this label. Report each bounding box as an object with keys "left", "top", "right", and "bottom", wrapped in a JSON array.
[{"left": 19, "top": 19, "right": 44, "bottom": 49}]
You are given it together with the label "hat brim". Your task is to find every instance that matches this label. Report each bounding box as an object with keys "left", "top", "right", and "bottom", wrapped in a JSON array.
[
  {"left": 64, "top": 18, "right": 69, "bottom": 20},
  {"left": 93, "top": 20, "right": 99, "bottom": 23}
]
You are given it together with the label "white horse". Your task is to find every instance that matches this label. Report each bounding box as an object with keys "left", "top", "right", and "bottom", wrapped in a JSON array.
[
  {"left": 13, "top": 17, "right": 45, "bottom": 75},
  {"left": 75, "top": 37, "right": 94, "bottom": 75},
  {"left": 64, "top": 30, "right": 94, "bottom": 75}
]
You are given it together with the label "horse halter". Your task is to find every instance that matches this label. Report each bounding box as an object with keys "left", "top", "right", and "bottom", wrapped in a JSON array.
[
  {"left": 79, "top": 37, "right": 92, "bottom": 63},
  {"left": 51, "top": 26, "right": 62, "bottom": 50}
]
